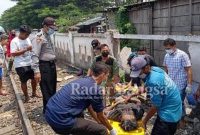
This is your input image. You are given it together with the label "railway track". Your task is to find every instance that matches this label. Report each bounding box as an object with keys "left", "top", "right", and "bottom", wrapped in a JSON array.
[{"left": 0, "top": 63, "right": 35, "bottom": 135}]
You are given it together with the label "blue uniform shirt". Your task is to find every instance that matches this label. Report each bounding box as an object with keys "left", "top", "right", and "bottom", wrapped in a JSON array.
[
  {"left": 45, "top": 77, "right": 104, "bottom": 129},
  {"left": 145, "top": 67, "right": 182, "bottom": 122}
]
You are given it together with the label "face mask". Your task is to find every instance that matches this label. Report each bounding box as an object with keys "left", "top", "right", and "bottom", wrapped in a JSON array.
[
  {"left": 102, "top": 51, "right": 109, "bottom": 57},
  {"left": 165, "top": 49, "right": 174, "bottom": 55},
  {"left": 138, "top": 55, "right": 145, "bottom": 57},
  {"left": 47, "top": 28, "right": 55, "bottom": 35},
  {"left": 139, "top": 73, "right": 147, "bottom": 79}
]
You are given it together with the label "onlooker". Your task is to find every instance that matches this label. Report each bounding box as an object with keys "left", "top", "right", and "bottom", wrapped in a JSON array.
[
  {"left": 88, "top": 44, "right": 120, "bottom": 103},
  {"left": 91, "top": 39, "right": 101, "bottom": 56},
  {"left": 131, "top": 57, "right": 182, "bottom": 135},
  {"left": 6, "top": 29, "right": 16, "bottom": 75},
  {"left": 77, "top": 39, "right": 101, "bottom": 76},
  {"left": 137, "top": 46, "right": 157, "bottom": 67},
  {"left": 0, "top": 34, "right": 8, "bottom": 96},
  {"left": 163, "top": 38, "right": 193, "bottom": 123},
  {"left": 11, "top": 25, "right": 40, "bottom": 102},
  {"left": 127, "top": 46, "right": 157, "bottom": 87},
  {"left": 31, "top": 17, "right": 57, "bottom": 113},
  {"left": 45, "top": 62, "right": 117, "bottom": 135}
]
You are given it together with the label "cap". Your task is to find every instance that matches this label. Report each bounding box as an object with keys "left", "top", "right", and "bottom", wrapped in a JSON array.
[
  {"left": 130, "top": 57, "right": 147, "bottom": 77},
  {"left": 42, "top": 17, "right": 58, "bottom": 30}
]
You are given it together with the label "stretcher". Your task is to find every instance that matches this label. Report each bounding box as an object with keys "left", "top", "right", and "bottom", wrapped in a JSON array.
[{"left": 109, "top": 120, "right": 145, "bottom": 135}]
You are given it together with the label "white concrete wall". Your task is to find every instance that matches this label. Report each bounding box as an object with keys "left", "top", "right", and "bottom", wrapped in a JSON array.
[{"left": 53, "top": 32, "right": 117, "bottom": 69}]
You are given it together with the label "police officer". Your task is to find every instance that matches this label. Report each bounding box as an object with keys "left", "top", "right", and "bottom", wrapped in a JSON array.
[{"left": 31, "top": 17, "right": 57, "bottom": 113}]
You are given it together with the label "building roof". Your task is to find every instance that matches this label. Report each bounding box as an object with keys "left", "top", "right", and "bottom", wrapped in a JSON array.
[
  {"left": 76, "top": 16, "right": 105, "bottom": 27},
  {"left": 105, "top": 0, "right": 157, "bottom": 11}
]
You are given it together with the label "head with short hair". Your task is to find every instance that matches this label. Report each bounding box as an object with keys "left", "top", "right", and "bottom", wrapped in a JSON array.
[
  {"left": 163, "top": 38, "right": 176, "bottom": 47},
  {"left": 137, "top": 46, "right": 147, "bottom": 55},
  {"left": 19, "top": 25, "right": 31, "bottom": 40},
  {"left": 0, "top": 34, "right": 8, "bottom": 46},
  {"left": 91, "top": 62, "right": 110, "bottom": 84},
  {"left": 42, "top": 17, "right": 58, "bottom": 34},
  {"left": 100, "top": 44, "right": 110, "bottom": 57},
  {"left": 10, "top": 29, "right": 16, "bottom": 37},
  {"left": 91, "top": 39, "right": 100, "bottom": 49},
  {"left": 163, "top": 38, "right": 177, "bottom": 54}
]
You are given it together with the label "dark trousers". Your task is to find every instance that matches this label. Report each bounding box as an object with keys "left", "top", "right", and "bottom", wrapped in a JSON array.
[
  {"left": 39, "top": 60, "right": 57, "bottom": 113},
  {"left": 151, "top": 116, "right": 179, "bottom": 135},
  {"left": 52, "top": 118, "right": 108, "bottom": 135}
]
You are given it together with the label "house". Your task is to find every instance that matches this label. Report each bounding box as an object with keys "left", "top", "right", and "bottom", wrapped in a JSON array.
[
  {"left": 105, "top": 0, "right": 200, "bottom": 65},
  {"left": 75, "top": 16, "right": 106, "bottom": 33}
]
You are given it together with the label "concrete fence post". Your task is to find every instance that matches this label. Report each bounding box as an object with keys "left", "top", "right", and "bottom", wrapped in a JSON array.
[
  {"left": 68, "top": 31, "right": 76, "bottom": 65},
  {"left": 107, "top": 30, "right": 120, "bottom": 60}
]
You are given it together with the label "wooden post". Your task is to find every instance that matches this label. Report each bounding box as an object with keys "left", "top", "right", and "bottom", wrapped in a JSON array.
[
  {"left": 189, "top": 0, "right": 192, "bottom": 34},
  {"left": 168, "top": 0, "right": 171, "bottom": 35},
  {"left": 149, "top": 3, "right": 154, "bottom": 57}
]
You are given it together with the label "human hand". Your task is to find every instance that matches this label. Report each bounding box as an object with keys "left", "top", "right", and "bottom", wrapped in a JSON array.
[
  {"left": 26, "top": 46, "right": 32, "bottom": 51},
  {"left": 186, "top": 84, "right": 192, "bottom": 95},
  {"left": 110, "top": 128, "right": 117, "bottom": 135}
]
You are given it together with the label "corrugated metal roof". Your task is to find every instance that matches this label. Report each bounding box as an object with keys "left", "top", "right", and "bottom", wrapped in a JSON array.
[
  {"left": 76, "top": 17, "right": 105, "bottom": 27},
  {"left": 106, "top": 0, "right": 157, "bottom": 10}
]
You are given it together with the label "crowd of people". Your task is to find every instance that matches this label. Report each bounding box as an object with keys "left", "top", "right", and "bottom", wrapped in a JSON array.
[{"left": 0, "top": 16, "right": 200, "bottom": 135}]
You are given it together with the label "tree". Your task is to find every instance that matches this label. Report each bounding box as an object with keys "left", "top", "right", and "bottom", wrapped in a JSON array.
[{"left": 0, "top": 0, "right": 111, "bottom": 32}]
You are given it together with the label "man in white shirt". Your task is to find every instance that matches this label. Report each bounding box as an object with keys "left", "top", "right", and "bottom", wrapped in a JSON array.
[{"left": 11, "top": 25, "right": 40, "bottom": 102}]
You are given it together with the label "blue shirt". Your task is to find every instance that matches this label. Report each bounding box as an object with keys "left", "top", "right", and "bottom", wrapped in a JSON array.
[
  {"left": 45, "top": 77, "right": 104, "bottom": 129},
  {"left": 145, "top": 67, "right": 182, "bottom": 122},
  {"left": 163, "top": 49, "right": 191, "bottom": 90}
]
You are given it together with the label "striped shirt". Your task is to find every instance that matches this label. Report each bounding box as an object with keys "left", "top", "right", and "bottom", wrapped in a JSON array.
[{"left": 163, "top": 49, "right": 191, "bottom": 90}]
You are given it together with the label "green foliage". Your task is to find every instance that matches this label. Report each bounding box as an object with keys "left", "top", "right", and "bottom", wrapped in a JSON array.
[
  {"left": 0, "top": 0, "right": 110, "bottom": 32},
  {"left": 115, "top": 6, "right": 140, "bottom": 50}
]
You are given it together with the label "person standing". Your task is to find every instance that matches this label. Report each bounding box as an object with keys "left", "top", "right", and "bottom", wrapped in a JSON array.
[
  {"left": 91, "top": 39, "right": 101, "bottom": 57},
  {"left": 11, "top": 25, "right": 40, "bottom": 102},
  {"left": 87, "top": 44, "right": 120, "bottom": 103},
  {"left": 6, "top": 29, "right": 16, "bottom": 75},
  {"left": 130, "top": 57, "right": 182, "bottom": 135},
  {"left": 163, "top": 38, "right": 193, "bottom": 120},
  {"left": 31, "top": 17, "right": 57, "bottom": 113},
  {"left": 127, "top": 46, "right": 157, "bottom": 87},
  {"left": 0, "top": 34, "right": 8, "bottom": 95}
]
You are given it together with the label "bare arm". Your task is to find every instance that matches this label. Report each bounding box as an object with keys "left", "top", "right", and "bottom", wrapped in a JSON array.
[
  {"left": 143, "top": 106, "right": 157, "bottom": 128},
  {"left": 11, "top": 48, "right": 28, "bottom": 57},
  {"left": 163, "top": 66, "right": 168, "bottom": 74},
  {"left": 185, "top": 67, "right": 193, "bottom": 85},
  {"left": 87, "top": 68, "right": 92, "bottom": 76},
  {"left": 88, "top": 105, "right": 101, "bottom": 123},
  {"left": 97, "top": 112, "right": 113, "bottom": 131}
]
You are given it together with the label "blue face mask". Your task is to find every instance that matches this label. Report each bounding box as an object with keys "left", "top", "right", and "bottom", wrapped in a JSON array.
[{"left": 47, "top": 28, "right": 55, "bottom": 35}]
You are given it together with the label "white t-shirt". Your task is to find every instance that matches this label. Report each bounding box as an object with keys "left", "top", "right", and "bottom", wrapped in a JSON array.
[{"left": 10, "top": 37, "right": 32, "bottom": 68}]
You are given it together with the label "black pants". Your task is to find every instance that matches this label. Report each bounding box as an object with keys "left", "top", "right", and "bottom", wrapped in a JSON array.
[
  {"left": 52, "top": 118, "right": 107, "bottom": 135},
  {"left": 151, "top": 116, "right": 179, "bottom": 135},
  {"left": 39, "top": 60, "right": 57, "bottom": 113}
]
